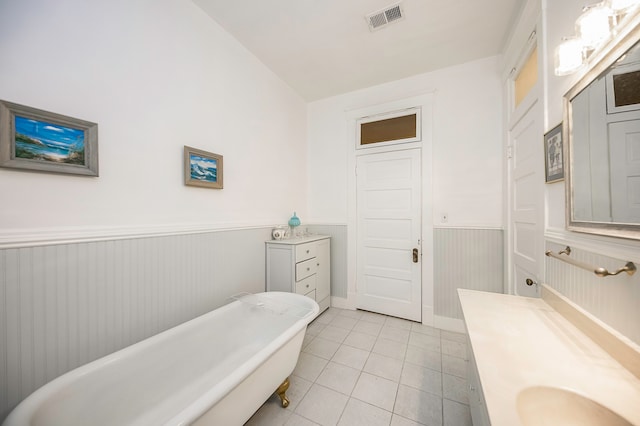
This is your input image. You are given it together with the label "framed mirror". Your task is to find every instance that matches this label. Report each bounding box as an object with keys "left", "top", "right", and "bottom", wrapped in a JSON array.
[{"left": 564, "top": 12, "right": 640, "bottom": 240}]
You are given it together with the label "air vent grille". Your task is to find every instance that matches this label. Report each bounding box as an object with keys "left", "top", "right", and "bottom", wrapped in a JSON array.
[{"left": 366, "top": 2, "right": 404, "bottom": 31}]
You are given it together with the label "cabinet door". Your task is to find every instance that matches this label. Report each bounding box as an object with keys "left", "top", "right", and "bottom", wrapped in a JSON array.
[{"left": 315, "top": 238, "right": 330, "bottom": 302}]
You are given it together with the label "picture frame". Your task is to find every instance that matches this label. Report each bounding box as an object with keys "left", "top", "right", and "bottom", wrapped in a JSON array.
[
  {"left": 544, "top": 122, "right": 564, "bottom": 183},
  {"left": 184, "top": 145, "right": 223, "bottom": 189},
  {"left": 0, "top": 100, "right": 98, "bottom": 176}
]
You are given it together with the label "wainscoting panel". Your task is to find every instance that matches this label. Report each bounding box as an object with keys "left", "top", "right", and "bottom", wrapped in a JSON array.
[
  {"left": 434, "top": 228, "right": 504, "bottom": 319},
  {"left": 307, "top": 224, "right": 348, "bottom": 298},
  {"left": 0, "top": 227, "right": 271, "bottom": 422},
  {"left": 545, "top": 241, "right": 640, "bottom": 345}
]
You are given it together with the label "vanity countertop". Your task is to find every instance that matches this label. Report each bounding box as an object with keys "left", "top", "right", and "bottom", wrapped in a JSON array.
[{"left": 458, "top": 288, "right": 640, "bottom": 425}]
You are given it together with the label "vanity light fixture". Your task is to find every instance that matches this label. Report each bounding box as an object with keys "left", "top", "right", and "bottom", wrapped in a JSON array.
[
  {"left": 554, "top": 0, "right": 640, "bottom": 76},
  {"left": 576, "top": 3, "right": 614, "bottom": 49},
  {"left": 555, "top": 37, "right": 585, "bottom": 76}
]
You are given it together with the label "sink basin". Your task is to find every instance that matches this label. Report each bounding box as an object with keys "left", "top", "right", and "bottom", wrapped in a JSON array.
[{"left": 516, "top": 386, "right": 633, "bottom": 426}]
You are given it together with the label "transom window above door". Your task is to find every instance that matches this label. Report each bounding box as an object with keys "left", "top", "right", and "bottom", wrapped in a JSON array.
[{"left": 356, "top": 107, "right": 421, "bottom": 149}]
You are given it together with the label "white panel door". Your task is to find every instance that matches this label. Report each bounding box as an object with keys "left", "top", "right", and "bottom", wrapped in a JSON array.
[
  {"left": 509, "top": 99, "right": 543, "bottom": 297},
  {"left": 356, "top": 149, "right": 421, "bottom": 321},
  {"left": 609, "top": 120, "right": 640, "bottom": 223}
]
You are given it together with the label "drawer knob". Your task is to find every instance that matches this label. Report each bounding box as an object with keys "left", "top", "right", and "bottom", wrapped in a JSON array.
[
  {"left": 317, "top": 263, "right": 320, "bottom": 266},
  {"left": 307, "top": 267, "right": 310, "bottom": 271},
  {"left": 306, "top": 250, "right": 310, "bottom": 253},
  {"left": 306, "top": 284, "right": 309, "bottom": 288}
]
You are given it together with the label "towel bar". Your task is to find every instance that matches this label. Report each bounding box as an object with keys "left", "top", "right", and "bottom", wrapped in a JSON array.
[{"left": 545, "top": 246, "right": 636, "bottom": 277}]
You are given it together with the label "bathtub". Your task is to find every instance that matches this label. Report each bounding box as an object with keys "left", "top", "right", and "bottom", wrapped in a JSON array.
[{"left": 3, "top": 291, "right": 319, "bottom": 426}]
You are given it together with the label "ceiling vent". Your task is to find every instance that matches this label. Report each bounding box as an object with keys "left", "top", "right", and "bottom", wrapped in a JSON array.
[{"left": 366, "top": 3, "right": 404, "bottom": 32}]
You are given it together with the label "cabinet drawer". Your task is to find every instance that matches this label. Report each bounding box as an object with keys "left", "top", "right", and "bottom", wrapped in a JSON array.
[
  {"left": 296, "top": 258, "right": 317, "bottom": 281},
  {"left": 304, "top": 289, "right": 316, "bottom": 301},
  {"left": 296, "top": 275, "right": 316, "bottom": 295},
  {"left": 295, "top": 242, "right": 316, "bottom": 262}
]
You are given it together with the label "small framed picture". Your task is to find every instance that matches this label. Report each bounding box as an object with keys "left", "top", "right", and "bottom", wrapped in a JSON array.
[
  {"left": 0, "top": 100, "right": 98, "bottom": 176},
  {"left": 184, "top": 145, "right": 223, "bottom": 189},
  {"left": 544, "top": 123, "right": 564, "bottom": 183}
]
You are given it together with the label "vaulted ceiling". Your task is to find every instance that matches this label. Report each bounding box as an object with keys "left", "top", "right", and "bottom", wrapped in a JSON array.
[{"left": 194, "top": 0, "right": 524, "bottom": 101}]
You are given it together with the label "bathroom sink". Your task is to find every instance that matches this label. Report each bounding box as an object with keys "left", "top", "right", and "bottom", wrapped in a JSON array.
[{"left": 516, "top": 386, "right": 632, "bottom": 426}]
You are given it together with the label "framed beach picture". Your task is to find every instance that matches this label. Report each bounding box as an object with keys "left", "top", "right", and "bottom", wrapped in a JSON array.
[
  {"left": 544, "top": 123, "right": 564, "bottom": 183},
  {"left": 0, "top": 100, "right": 98, "bottom": 176},
  {"left": 184, "top": 146, "right": 223, "bottom": 189}
]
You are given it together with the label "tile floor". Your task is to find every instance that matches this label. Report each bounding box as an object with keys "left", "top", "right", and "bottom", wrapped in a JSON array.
[{"left": 245, "top": 307, "right": 473, "bottom": 426}]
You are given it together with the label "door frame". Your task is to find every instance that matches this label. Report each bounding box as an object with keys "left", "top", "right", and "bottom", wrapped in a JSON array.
[
  {"left": 502, "top": 3, "right": 543, "bottom": 296},
  {"left": 343, "top": 92, "right": 434, "bottom": 324}
]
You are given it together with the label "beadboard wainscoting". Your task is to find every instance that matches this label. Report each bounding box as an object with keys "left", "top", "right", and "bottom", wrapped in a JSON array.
[
  {"left": 434, "top": 228, "right": 504, "bottom": 320},
  {"left": 545, "top": 241, "right": 640, "bottom": 346},
  {"left": 307, "top": 224, "right": 348, "bottom": 298},
  {"left": 0, "top": 227, "right": 272, "bottom": 422}
]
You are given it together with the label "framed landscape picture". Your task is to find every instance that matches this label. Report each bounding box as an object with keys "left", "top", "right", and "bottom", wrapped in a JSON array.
[
  {"left": 544, "top": 122, "right": 564, "bottom": 183},
  {"left": 184, "top": 146, "right": 223, "bottom": 189},
  {"left": 0, "top": 100, "right": 98, "bottom": 176}
]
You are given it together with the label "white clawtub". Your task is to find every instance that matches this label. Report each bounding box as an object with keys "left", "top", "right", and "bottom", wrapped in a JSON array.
[{"left": 3, "top": 291, "right": 319, "bottom": 426}]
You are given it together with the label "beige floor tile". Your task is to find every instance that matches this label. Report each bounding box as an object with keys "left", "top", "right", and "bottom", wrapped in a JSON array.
[
  {"left": 293, "top": 352, "right": 329, "bottom": 382},
  {"left": 405, "top": 346, "right": 441, "bottom": 372},
  {"left": 284, "top": 413, "right": 320, "bottom": 426},
  {"left": 379, "top": 326, "right": 411, "bottom": 344},
  {"left": 384, "top": 316, "right": 413, "bottom": 330},
  {"left": 394, "top": 384, "right": 443, "bottom": 426},
  {"left": 408, "top": 331, "right": 441, "bottom": 351},
  {"left": 442, "top": 353, "right": 467, "bottom": 378},
  {"left": 303, "top": 337, "right": 341, "bottom": 360},
  {"left": 352, "top": 320, "right": 384, "bottom": 336},
  {"left": 411, "top": 322, "right": 441, "bottom": 337},
  {"left": 343, "top": 330, "right": 377, "bottom": 351},
  {"left": 358, "top": 311, "right": 387, "bottom": 324},
  {"left": 330, "top": 315, "right": 358, "bottom": 330},
  {"left": 363, "top": 352, "right": 403, "bottom": 382},
  {"left": 338, "top": 398, "right": 392, "bottom": 426},
  {"left": 294, "top": 384, "right": 349, "bottom": 426},
  {"left": 315, "top": 361, "right": 361, "bottom": 395},
  {"left": 337, "top": 309, "right": 364, "bottom": 320},
  {"left": 372, "top": 337, "right": 407, "bottom": 360},
  {"left": 440, "top": 330, "right": 467, "bottom": 343},
  {"left": 441, "top": 339, "right": 467, "bottom": 360},
  {"left": 390, "top": 413, "right": 424, "bottom": 426},
  {"left": 443, "top": 373, "right": 469, "bottom": 405},
  {"left": 318, "top": 325, "right": 350, "bottom": 344},
  {"left": 443, "top": 399, "right": 472, "bottom": 426},
  {"left": 400, "top": 362, "right": 442, "bottom": 396},
  {"left": 352, "top": 372, "right": 398, "bottom": 411},
  {"left": 331, "top": 345, "right": 370, "bottom": 370}
]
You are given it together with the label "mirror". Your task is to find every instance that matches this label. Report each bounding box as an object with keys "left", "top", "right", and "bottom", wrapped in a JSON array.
[{"left": 565, "top": 14, "right": 640, "bottom": 240}]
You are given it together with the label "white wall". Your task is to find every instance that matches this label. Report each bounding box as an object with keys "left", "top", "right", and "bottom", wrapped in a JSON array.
[
  {"left": 307, "top": 56, "right": 504, "bottom": 228},
  {"left": 0, "top": 0, "right": 307, "bottom": 238}
]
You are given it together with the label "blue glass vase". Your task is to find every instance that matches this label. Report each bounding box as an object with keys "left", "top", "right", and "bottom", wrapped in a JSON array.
[{"left": 288, "top": 212, "right": 300, "bottom": 228}]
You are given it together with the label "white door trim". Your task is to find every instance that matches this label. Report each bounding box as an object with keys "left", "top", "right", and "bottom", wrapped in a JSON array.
[
  {"left": 504, "top": 14, "right": 544, "bottom": 296},
  {"left": 345, "top": 92, "right": 434, "bottom": 324}
]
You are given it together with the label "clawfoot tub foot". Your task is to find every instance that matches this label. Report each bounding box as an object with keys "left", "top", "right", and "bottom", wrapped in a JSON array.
[{"left": 276, "top": 377, "right": 290, "bottom": 408}]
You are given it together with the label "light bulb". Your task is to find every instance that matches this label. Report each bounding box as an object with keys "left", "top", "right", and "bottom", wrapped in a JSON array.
[
  {"left": 576, "top": 3, "right": 614, "bottom": 49},
  {"left": 608, "top": 0, "right": 640, "bottom": 12},
  {"left": 555, "top": 38, "right": 585, "bottom": 76}
]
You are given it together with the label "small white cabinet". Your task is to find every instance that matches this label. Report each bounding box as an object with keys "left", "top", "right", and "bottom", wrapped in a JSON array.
[{"left": 266, "top": 236, "right": 330, "bottom": 313}]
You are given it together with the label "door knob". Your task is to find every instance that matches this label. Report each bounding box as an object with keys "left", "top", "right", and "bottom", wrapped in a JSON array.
[
  {"left": 412, "top": 248, "right": 419, "bottom": 263},
  {"left": 525, "top": 278, "right": 538, "bottom": 286}
]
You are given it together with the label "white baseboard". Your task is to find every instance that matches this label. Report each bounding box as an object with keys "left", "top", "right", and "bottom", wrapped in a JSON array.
[
  {"left": 421, "top": 305, "right": 434, "bottom": 326},
  {"left": 330, "top": 296, "right": 356, "bottom": 310},
  {"left": 434, "top": 315, "right": 466, "bottom": 333}
]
